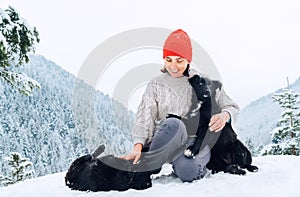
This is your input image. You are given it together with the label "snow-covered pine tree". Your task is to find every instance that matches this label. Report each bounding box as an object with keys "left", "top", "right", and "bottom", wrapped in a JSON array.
[
  {"left": 0, "top": 152, "right": 35, "bottom": 186},
  {"left": 261, "top": 79, "right": 300, "bottom": 156},
  {"left": 245, "top": 137, "right": 257, "bottom": 156},
  {"left": 0, "top": 6, "right": 40, "bottom": 95}
]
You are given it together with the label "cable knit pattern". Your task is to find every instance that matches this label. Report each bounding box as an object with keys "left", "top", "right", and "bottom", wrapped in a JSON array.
[{"left": 132, "top": 69, "right": 239, "bottom": 146}]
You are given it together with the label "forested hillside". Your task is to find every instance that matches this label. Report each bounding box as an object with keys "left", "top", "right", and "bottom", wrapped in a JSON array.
[
  {"left": 0, "top": 55, "right": 134, "bottom": 177},
  {"left": 235, "top": 77, "right": 300, "bottom": 153}
]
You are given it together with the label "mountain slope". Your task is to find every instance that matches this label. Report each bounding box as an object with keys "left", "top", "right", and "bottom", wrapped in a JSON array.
[
  {"left": 0, "top": 55, "right": 134, "bottom": 178},
  {"left": 0, "top": 155, "right": 299, "bottom": 197},
  {"left": 235, "top": 77, "right": 300, "bottom": 150}
]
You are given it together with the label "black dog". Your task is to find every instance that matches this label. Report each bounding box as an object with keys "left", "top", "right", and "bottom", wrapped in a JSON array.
[
  {"left": 65, "top": 145, "right": 152, "bottom": 192},
  {"left": 184, "top": 75, "right": 258, "bottom": 175}
]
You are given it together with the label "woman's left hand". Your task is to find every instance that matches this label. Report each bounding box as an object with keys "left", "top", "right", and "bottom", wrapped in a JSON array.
[{"left": 208, "top": 111, "right": 230, "bottom": 132}]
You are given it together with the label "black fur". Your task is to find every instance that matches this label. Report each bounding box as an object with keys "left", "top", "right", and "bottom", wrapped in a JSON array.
[
  {"left": 65, "top": 146, "right": 152, "bottom": 192},
  {"left": 185, "top": 75, "right": 258, "bottom": 175}
]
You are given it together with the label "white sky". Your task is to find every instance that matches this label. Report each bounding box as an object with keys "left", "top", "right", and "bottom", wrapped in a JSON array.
[{"left": 1, "top": 0, "right": 300, "bottom": 110}]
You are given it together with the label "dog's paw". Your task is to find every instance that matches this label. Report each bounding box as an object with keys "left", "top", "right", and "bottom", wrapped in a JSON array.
[
  {"left": 184, "top": 143, "right": 201, "bottom": 158},
  {"left": 225, "top": 164, "right": 246, "bottom": 175},
  {"left": 184, "top": 149, "right": 195, "bottom": 158},
  {"left": 247, "top": 165, "right": 258, "bottom": 172}
]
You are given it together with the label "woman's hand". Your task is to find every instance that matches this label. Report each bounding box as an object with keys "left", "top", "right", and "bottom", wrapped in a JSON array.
[
  {"left": 209, "top": 111, "right": 230, "bottom": 132},
  {"left": 119, "top": 143, "right": 143, "bottom": 164}
]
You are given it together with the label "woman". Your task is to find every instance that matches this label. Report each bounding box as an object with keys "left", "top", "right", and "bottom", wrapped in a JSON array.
[{"left": 121, "top": 29, "right": 239, "bottom": 182}]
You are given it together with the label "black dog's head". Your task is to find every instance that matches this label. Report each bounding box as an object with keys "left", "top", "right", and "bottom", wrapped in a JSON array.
[
  {"left": 188, "top": 75, "right": 223, "bottom": 114},
  {"left": 65, "top": 146, "right": 152, "bottom": 192},
  {"left": 65, "top": 154, "right": 99, "bottom": 191},
  {"left": 188, "top": 75, "right": 211, "bottom": 102}
]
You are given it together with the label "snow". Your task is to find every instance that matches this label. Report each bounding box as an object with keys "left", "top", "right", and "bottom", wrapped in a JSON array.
[
  {"left": 0, "top": 29, "right": 8, "bottom": 50},
  {"left": 1, "top": 155, "right": 299, "bottom": 197},
  {"left": 1, "top": 6, "right": 38, "bottom": 65},
  {"left": 0, "top": 8, "right": 10, "bottom": 22}
]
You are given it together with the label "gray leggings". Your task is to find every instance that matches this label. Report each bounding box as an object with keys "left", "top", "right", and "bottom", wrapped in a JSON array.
[{"left": 144, "top": 118, "right": 211, "bottom": 182}]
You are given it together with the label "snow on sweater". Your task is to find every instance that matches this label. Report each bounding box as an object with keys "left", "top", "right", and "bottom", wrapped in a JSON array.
[{"left": 132, "top": 69, "right": 240, "bottom": 146}]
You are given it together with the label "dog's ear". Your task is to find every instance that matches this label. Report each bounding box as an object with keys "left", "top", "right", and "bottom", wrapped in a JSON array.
[
  {"left": 212, "top": 80, "right": 222, "bottom": 91},
  {"left": 188, "top": 75, "right": 200, "bottom": 85},
  {"left": 92, "top": 145, "right": 105, "bottom": 158}
]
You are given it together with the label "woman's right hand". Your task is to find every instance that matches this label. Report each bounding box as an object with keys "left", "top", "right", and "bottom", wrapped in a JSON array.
[{"left": 119, "top": 143, "right": 143, "bottom": 164}]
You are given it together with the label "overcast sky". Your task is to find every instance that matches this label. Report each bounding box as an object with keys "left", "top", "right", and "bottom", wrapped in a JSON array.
[{"left": 1, "top": 0, "right": 300, "bottom": 111}]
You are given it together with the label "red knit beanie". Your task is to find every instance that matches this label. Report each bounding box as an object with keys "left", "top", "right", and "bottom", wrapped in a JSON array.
[{"left": 163, "top": 29, "right": 192, "bottom": 62}]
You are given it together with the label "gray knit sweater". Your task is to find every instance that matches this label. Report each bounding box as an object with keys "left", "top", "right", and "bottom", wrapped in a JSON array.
[{"left": 132, "top": 69, "right": 240, "bottom": 146}]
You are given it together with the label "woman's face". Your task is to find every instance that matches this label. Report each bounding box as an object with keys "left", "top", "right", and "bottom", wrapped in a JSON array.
[{"left": 164, "top": 56, "right": 189, "bottom": 78}]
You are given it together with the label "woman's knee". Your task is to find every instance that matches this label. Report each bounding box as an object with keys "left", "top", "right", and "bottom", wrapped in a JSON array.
[
  {"left": 161, "top": 117, "right": 187, "bottom": 136},
  {"left": 150, "top": 118, "right": 187, "bottom": 151},
  {"left": 172, "top": 154, "right": 209, "bottom": 182}
]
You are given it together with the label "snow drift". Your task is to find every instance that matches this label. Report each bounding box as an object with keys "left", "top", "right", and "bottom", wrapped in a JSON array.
[{"left": 0, "top": 155, "right": 299, "bottom": 197}]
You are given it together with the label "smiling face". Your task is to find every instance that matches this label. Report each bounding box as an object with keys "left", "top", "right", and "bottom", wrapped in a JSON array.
[{"left": 164, "top": 56, "right": 189, "bottom": 78}]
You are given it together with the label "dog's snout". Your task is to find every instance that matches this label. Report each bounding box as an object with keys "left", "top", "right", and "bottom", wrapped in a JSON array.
[{"left": 203, "top": 90, "right": 210, "bottom": 98}]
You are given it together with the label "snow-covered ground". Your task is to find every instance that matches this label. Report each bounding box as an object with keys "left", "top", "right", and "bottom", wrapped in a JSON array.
[{"left": 1, "top": 155, "right": 299, "bottom": 197}]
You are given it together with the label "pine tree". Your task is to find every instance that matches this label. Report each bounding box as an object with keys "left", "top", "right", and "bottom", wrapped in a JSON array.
[
  {"left": 0, "top": 6, "right": 40, "bottom": 95},
  {"left": 0, "top": 152, "right": 35, "bottom": 186},
  {"left": 261, "top": 79, "right": 300, "bottom": 156},
  {"left": 245, "top": 137, "right": 257, "bottom": 156}
]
